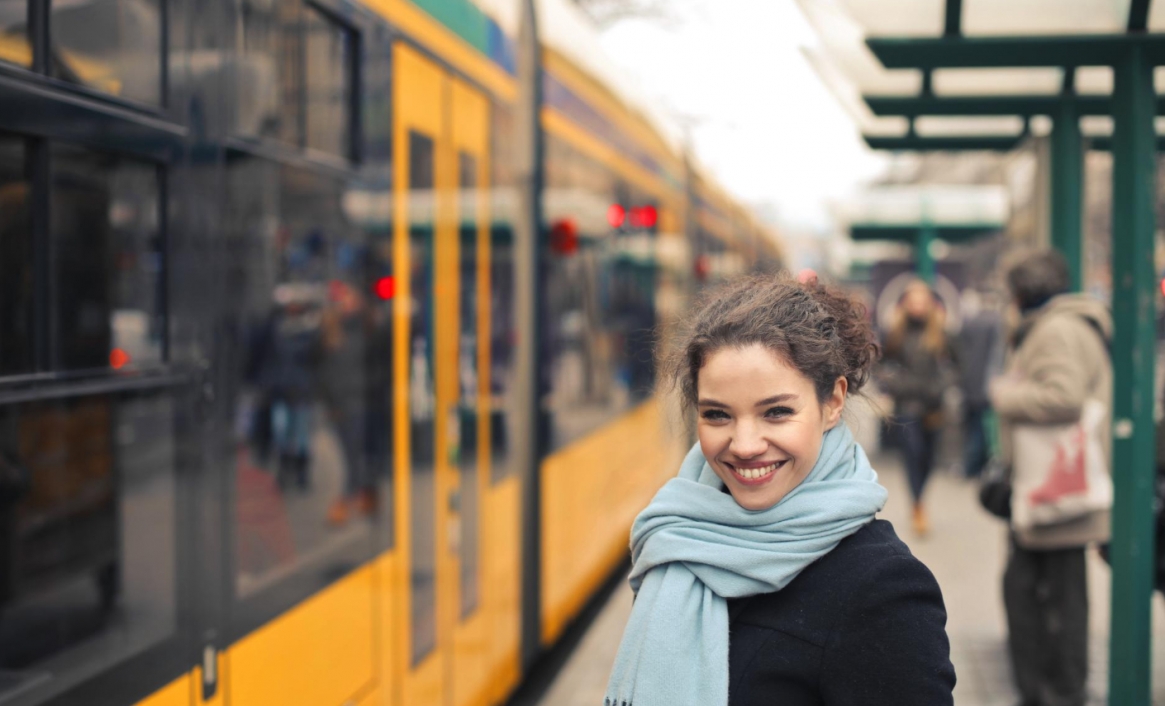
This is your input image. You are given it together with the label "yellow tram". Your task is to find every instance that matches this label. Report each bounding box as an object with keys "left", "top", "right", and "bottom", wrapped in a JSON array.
[{"left": 0, "top": 1, "right": 783, "bottom": 705}]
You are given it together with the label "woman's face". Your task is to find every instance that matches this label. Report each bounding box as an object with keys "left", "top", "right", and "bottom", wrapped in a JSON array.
[
  {"left": 902, "top": 286, "right": 933, "bottom": 319},
  {"left": 696, "top": 344, "right": 846, "bottom": 511}
]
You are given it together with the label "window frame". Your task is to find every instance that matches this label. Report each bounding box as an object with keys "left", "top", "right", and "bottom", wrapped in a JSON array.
[
  {"left": 0, "top": 0, "right": 173, "bottom": 115},
  {"left": 232, "top": 0, "right": 361, "bottom": 168}
]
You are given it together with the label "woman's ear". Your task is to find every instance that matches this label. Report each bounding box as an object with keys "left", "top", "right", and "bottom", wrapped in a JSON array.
[{"left": 824, "top": 376, "right": 848, "bottom": 429}]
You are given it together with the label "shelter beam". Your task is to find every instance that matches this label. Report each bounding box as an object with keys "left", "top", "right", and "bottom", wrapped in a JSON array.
[{"left": 868, "top": 35, "right": 1165, "bottom": 69}]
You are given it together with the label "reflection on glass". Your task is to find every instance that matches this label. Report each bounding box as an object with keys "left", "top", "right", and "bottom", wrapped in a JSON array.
[
  {"left": 541, "top": 135, "right": 657, "bottom": 451},
  {"left": 239, "top": 0, "right": 301, "bottom": 144},
  {"left": 488, "top": 102, "right": 517, "bottom": 484},
  {"left": 225, "top": 156, "right": 381, "bottom": 598},
  {"left": 0, "top": 391, "right": 177, "bottom": 704},
  {"left": 51, "top": 144, "right": 163, "bottom": 372},
  {"left": 304, "top": 5, "right": 351, "bottom": 158},
  {"left": 407, "top": 130, "right": 437, "bottom": 665},
  {"left": 457, "top": 151, "right": 480, "bottom": 619},
  {"left": 0, "top": 0, "right": 30, "bottom": 69},
  {"left": 0, "top": 137, "right": 34, "bottom": 375},
  {"left": 50, "top": 0, "right": 162, "bottom": 105}
]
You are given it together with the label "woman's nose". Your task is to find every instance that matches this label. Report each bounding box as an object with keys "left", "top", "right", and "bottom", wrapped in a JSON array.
[{"left": 730, "top": 422, "right": 767, "bottom": 458}]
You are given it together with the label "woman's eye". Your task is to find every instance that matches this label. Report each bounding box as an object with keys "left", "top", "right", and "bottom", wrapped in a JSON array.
[
  {"left": 765, "top": 407, "right": 794, "bottom": 419},
  {"left": 700, "top": 409, "right": 729, "bottom": 421}
]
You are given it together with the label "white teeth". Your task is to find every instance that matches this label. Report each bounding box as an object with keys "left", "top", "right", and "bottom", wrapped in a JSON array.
[{"left": 736, "top": 462, "right": 781, "bottom": 480}]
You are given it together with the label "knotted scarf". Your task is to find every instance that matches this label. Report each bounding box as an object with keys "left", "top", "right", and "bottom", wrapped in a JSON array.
[{"left": 603, "top": 422, "right": 887, "bottom": 706}]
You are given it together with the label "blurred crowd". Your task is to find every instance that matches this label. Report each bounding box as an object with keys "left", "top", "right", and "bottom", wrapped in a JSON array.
[{"left": 871, "top": 249, "right": 1130, "bottom": 706}]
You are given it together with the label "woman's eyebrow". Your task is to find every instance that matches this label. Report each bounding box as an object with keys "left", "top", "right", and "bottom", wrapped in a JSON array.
[
  {"left": 696, "top": 399, "right": 728, "bottom": 408},
  {"left": 756, "top": 394, "right": 797, "bottom": 406}
]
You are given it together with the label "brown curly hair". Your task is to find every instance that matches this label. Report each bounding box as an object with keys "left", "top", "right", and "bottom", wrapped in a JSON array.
[{"left": 663, "top": 274, "right": 880, "bottom": 416}]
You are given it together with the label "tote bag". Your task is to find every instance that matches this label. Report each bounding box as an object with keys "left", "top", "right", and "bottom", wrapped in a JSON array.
[{"left": 1011, "top": 398, "right": 1112, "bottom": 530}]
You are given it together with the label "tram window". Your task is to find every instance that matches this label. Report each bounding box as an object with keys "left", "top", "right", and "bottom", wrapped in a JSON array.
[
  {"left": 407, "top": 130, "right": 437, "bottom": 665},
  {"left": 239, "top": 0, "right": 302, "bottom": 146},
  {"left": 541, "top": 135, "right": 657, "bottom": 451},
  {"left": 0, "top": 137, "right": 35, "bottom": 376},
  {"left": 488, "top": 101, "right": 516, "bottom": 484},
  {"left": 304, "top": 5, "right": 353, "bottom": 159},
  {"left": 0, "top": 1, "right": 31, "bottom": 69},
  {"left": 0, "top": 389, "right": 179, "bottom": 704},
  {"left": 50, "top": 0, "right": 163, "bottom": 105},
  {"left": 457, "top": 151, "right": 480, "bottom": 619},
  {"left": 50, "top": 144, "right": 163, "bottom": 372},
  {"left": 224, "top": 155, "right": 382, "bottom": 600}
]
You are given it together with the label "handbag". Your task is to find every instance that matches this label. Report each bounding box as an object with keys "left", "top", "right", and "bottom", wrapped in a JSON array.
[
  {"left": 977, "top": 409, "right": 1011, "bottom": 520},
  {"left": 978, "top": 456, "right": 1012, "bottom": 520},
  {"left": 1010, "top": 398, "right": 1112, "bottom": 530}
]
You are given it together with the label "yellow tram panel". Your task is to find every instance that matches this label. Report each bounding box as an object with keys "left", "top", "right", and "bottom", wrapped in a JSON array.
[
  {"left": 228, "top": 565, "right": 377, "bottom": 706},
  {"left": 539, "top": 400, "right": 685, "bottom": 645}
]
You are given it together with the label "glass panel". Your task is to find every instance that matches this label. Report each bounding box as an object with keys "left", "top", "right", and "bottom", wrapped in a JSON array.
[
  {"left": 933, "top": 68, "right": 1062, "bottom": 97},
  {"left": 224, "top": 156, "right": 376, "bottom": 598},
  {"left": 487, "top": 101, "right": 516, "bottom": 484},
  {"left": 963, "top": 0, "right": 1130, "bottom": 35},
  {"left": 914, "top": 116, "right": 1025, "bottom": 137},
  {"left": 239, "top": 0, "right": 301, "bottom": 145},
  {"left": 837, "top": 0, "right": 944, "bottom": 37},
  {"left": 50, "top": 0, "right": 163, "bottom": 105},
  {"left": 0, "top": 137, "right": 34, "bottom": 375},
  {"left": 797, "top": 5, "right": 922, "bottom": 97},
  {"left": 51, "top": 144, "right": 164, "bottom": 372},
  {"left": 304, "top": 5, "right": 351, "bottom": 159},
  {"left": 541, "top": 136, "right": 656, "bottom": 451},
  {"left": 407, "top": 130, "right": 436, "bottom": 665},
  {"left": 0, "top": 389, "right": 177, "bottom": 704},
  {"left": 1152, "top": 1, "right": 1165, "bottom": 31},
  {"left": 0, "top": 0, "right": 31, "bottom": 69},
  {"left": 1076, "top": 66, "right": 1114, "bottom": 96},
  {"left": 457, "top": 151, "right": 479, "bottom": 619}
]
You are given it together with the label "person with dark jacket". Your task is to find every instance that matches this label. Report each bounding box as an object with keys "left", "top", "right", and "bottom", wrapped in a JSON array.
[
  {"left": 878, "top": 278, "right": 955, "bottom": 535},
  {"left": 956, "top": 289, "right": 1004, "bottom": 478},
  {"left": 990, "top": 250, "right": 1112, "bottom": 706},
  {"left": 604, "top": 274, "right": 955, "bottom": 706}
]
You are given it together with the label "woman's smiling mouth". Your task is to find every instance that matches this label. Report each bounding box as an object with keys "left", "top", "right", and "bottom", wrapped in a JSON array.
[{"left": 727, "top": 460, "right": 789, "bottom": 483}]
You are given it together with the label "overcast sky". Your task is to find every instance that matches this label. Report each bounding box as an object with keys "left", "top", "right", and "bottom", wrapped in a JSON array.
[{"left": 596, "top": 0, "right": 887, "bottom": 232}]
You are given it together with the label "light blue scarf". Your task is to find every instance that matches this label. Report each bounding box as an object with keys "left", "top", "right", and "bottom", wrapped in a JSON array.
[{"left": 603, "top": 423, "right": 887, "bottom": 706}]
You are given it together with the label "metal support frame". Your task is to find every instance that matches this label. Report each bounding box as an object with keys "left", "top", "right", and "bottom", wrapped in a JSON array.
[
  {"left": 853, "top": 31, "right": 1164, "bottom": 702},
  {"left": 1051, "top": 96, "right": 1083, "bottom": 291},
  {"left": 1109, "top": 41, "right": 1157, "bottom": 706},
  {"left": 915, "top": 223, "right": 936, "bottom": 283}
]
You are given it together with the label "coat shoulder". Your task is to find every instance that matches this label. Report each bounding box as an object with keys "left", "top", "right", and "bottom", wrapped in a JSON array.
[{"left": 730, "top": 520, "right": 928, "bottom": 636}]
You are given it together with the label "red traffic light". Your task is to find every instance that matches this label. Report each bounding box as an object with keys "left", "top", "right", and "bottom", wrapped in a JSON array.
[
  {"left": 374, "top": 276, "right": 395, "bottom": 300},
  {"left": 551, "top": 218, "right": 579, "bottom": 255},
  {"left": 607, "top": 204, "right": 626, "bottom": 228},
  {"left": 631, "top": 205, "right": 658, "bottom": 229},
  {"left": 110, "top": 348, "right": 131, "bottom": 370}
]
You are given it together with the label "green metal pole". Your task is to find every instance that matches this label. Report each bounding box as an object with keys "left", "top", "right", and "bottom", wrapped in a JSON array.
[
  {"left": 1051, "top": 97, "right": 1084, "bottom": 291},
  {"left": 1109, "top": 42, "right": 1157, "bottom": 706},
  {"left": 915, "top": 225, "right": 935, "bottom": 284}
]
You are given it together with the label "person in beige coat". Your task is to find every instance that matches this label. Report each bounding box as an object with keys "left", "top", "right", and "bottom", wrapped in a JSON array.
[{"left": 990, "top": 250, "right": 1112, "bottom": 706}]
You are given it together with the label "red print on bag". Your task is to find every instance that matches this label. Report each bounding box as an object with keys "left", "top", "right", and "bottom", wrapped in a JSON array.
[{"left": 1028, "top": 427, "right": 1088, "bottom": 505}]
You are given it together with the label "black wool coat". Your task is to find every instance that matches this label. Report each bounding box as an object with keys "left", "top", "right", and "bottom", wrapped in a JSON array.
[{"left": 726, "top": 519, "right": 955, "bottom": 706}]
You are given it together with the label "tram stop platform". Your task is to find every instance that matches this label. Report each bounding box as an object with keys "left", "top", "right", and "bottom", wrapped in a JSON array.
[{"left": 522, "top": 449, "right": 1165, "bottom": 706}]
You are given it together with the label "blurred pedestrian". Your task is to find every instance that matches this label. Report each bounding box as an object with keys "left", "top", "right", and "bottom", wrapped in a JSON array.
[
  {"left": 877, "top": 279, "right": 953, "bottom": 536},
  {"left": 990, "top": 249, "right": 1112, "bottom": 706},
  {"left": 605, "top": 274, "right": 955, "bottom": 706},
  {"left": 957, "top": 288, "right": 1004, "bottom": 479}
]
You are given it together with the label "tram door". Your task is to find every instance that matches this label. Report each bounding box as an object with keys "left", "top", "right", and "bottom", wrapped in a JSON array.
[{"left": 393, "top": 43, "right": 493, "bottom": 706}]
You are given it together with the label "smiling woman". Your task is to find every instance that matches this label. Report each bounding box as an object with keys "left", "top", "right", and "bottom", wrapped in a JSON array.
[{"left": 604, "top": 274, "right": 956, "bottom": 706}]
